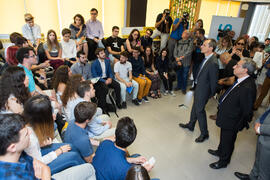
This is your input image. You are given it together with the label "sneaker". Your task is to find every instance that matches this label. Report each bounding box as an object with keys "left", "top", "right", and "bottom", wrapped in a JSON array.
[
  {"left": 122, "top": 102, "right": 127, "bottom": 109},
  {"left": 169, "top": 91, "right": 176, "bottom": 96},
  {"left": 137, "top": 99, "right": 142, "bottom": 105},
  {"left": 164, "top": 90, "right": 169, "bottom": 96},
  {"left": 132, "top": 99, "right": 140, "bottom": 106},
  {"left": 143, "top": 96, "right": 149, "bottom": 102}
]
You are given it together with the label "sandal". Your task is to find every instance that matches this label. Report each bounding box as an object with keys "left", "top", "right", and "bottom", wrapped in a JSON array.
[
  {"left": 149, "top": 91, "right": 157, "bottom": 99},
  {"left": 157, "top": 90, "right": 162, "bottom": 98}
]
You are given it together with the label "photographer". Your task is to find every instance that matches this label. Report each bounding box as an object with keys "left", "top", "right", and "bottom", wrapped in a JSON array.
[
  {"left": 168, "top": 12, "right": 189, "bottom": 62},
  {"left": 228, "top": 37, "right": 250, "bottom": 62},
  {"left": 151, "top": 9, "right": 173, "bottom": 53}
]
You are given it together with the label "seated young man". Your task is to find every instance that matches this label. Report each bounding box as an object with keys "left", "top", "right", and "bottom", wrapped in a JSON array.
[
  {"left": 114, "top": 51, "right": 140, "bottom": 108},
  {"left": 0, "top": 114, "right": 51, "bottom": 180},
  {"left": 92, "top": 116, "right": 154, "bottom": 180},
  {"left": 128, "top": 47, "right": 152, "bottom": 104},
  {"left": 64, "top": 101, "right": 97, "bottom": 163},
  {"left": 106, "top": 26, "right": 125, "bottom": 64},
  {"left": 91, "top": 48, "right": 122, "bottom": 109},
  {"left": 140, "top": 28, "right": 153, "bottom": 53},
  {"left": 61, "top": 28, "right": 77, "bottom": 66}
]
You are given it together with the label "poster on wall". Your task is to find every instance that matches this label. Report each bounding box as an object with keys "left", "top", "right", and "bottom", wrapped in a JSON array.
[{"left": 208, "top": 15, "right": 244, "bottom": 41}]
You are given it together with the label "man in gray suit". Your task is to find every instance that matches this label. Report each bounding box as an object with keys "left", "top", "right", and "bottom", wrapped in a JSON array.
[
  {"left": 179, "top": 39, "right": 219, "bottom": 143},
  {"left": 234, "top": 107, "right": 270, "bottom": 180}
]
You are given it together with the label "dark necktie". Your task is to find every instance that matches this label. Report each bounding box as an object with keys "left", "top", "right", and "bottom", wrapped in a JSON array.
[{"left": 218, "top": 80, "right": 238, "bottom": 104}]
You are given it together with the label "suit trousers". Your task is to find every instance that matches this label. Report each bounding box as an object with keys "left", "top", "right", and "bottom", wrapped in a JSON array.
[
  {"left": 93, "top": 81, "right": 109, "bottom": 112},
  {"left": 189, "top": 97, "right": 209, "bottom": 135},
  {"left": 249, "top": 137, "right": 270, "bottom": 180},
  {"left": 133, "top": 75, "right": 152, "bottom": 100},
  {"left": 254, "top": 76, "right": 270, "bottom": 109},
  {"left": 217, "top": 128, "right": 237, "bottom": 165}
]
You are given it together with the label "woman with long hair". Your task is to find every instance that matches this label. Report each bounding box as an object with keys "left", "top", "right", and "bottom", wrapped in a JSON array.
[
  {"left": 23, "top": 94, "right": 85, "bottom": 175},
  {"left": 61, "top": 74, "right": 83, "bottom": 121},
  {"left": 156, "top": 48, "right": 175, "bottom": 96},
  {"left": 0, "top": 66, "right": 30, "bottom": 113},
  {"left": 143, "top": 46, "right": 161, "bottom": 98},
  {"left": 43, "top": 29, "right": 64, "bottom": 69},
  {"left": 215, "top": 36, "right": 232, "bottom": 70},
  {"left": 126, "top": 29, "right": 141, "bottom": 53},
  {"left": 69, "top": 14, "right": 88, "bottom": 57}
]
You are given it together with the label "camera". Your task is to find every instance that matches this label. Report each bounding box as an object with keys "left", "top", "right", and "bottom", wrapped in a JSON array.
[
  {"left": 218, "top": 28, "right": 230, "bottom": 38},
  {"left": 182, "top": 12, "right": 189, "bottom": 25}
]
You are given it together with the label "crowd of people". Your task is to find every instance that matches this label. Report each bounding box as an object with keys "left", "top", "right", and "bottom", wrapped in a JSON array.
[{"left": 0, "top": 6, "right": 270, "bottom": 180}]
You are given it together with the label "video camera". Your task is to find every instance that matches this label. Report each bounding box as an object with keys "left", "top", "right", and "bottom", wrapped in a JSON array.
[
  {"left": 182, "top": 12, "right": 189, "bottom": 25},
  {"left": 164, "top": 9, "right": 171, "bottom": 21},
  {"left": 218, "top": 28, "right": 230, "bottom": 38}
]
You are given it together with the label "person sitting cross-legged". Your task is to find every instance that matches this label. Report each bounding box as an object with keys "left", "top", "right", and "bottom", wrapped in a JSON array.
[{"left": 114, "top": 51, "right": 140, "bottom": 108}]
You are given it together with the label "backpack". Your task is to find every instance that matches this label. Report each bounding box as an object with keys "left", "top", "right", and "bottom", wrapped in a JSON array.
[{"left": 106, "top": 88, "right": 119, "bottom": 117}]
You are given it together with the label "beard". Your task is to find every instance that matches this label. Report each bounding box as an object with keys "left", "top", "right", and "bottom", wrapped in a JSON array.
[{"left": 120, "top": 61, "right": 126, "bottom": 64}]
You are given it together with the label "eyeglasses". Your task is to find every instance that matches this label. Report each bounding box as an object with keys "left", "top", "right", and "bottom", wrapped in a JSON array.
[
  {"left": 91, "top": 13, "right": 97, "bottom": 15},
  {"left": 28, "top": 55, "right": 37, "bottom": 58},
  {"left": 237, "top": 43, "right": 245, "bottom": 46}
]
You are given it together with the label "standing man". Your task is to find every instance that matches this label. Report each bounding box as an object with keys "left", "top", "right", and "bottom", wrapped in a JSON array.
[
  {"left": 234, "top": 107, "right": 270, "bottom": 180},
  {"left": 179, "top": 39, "right": 219, "bottom": 143},
  {"left": 22, "top": 13, "right": 41, "bottom": 53},
  {"left": 151, "top": 9, "right": 173, "bottom": 53},
  {"left": 208, "top": 58, "right": 256, "bottom": 169},
  {"left": 91, "top": 48, "right": 122, "bottom": 109},
  {"left": 86, "top": 8, "right": 105, "bottom": 60},
  {"left": 168, "top": 12, "right": 189, "bottom": 62}
]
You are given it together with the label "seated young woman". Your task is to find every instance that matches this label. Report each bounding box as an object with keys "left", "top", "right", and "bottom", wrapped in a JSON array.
[
  {"left": 23, "top": 94, "right": 86, "bottom": 175},
  {"left": 0, "top": 66, "right": 30, "bottom": 114},
  {"left": 43, "top": 29, "right": 65, "bottom": 69},
  {"left": 126, "top": 29, "right": 142, "bottom": 54},
  {"left": 142, "top": 46, "right": 161, "bottom": 98}
]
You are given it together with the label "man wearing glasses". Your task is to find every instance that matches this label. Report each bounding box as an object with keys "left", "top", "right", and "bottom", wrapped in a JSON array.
[
  {"left": 21, "top": 13, "right": 41, "bottom": 53},
  {"left": 86, "top": 8, "right": 105, "bottom": 61}
]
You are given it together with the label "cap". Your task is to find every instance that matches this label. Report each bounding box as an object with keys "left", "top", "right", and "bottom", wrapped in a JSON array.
[
  {"left": 163, "top": 9, "right": 170, "bottom": 14},
  {"left": 24, "top": 13, "right": 34, "bottom": 21}
]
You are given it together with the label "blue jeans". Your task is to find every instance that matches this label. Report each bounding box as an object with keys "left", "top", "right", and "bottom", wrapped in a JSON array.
[
  {"left": 41, "top": 143, "right": 85, "bottom": 175},
  {"left": 176, "top": 66, "right": 190, "bottom": 91}
]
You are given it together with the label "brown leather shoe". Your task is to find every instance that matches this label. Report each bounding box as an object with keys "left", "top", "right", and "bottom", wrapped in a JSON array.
[{"left": 209, "top": 114, "right": 217, "bottom": 120}]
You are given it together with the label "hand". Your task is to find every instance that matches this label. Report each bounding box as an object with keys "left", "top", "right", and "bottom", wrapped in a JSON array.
[
  {"left": 7, "top": 97, "right": 23, "bottom": 114},
  {"left": 81, "top": 36, "right": 86, "bottom": 41},
  {"left": 218, "top": 79, "right": 224, "bottom": 85},
  {"left": 93, "top": 38, "right": 99, "bottom": 43},
  {"left": 161, "top": 14, "right": 166, "bottom": 21},
  {"left": 133, "top": 156, "right": 147, "bottom": 164},
  {"left": 105, "top": 121, "right": 112, "bottom": 128},
  {"left": 80, "top": 24, "right": 83, "bottom": 30},
  {"left": 177, "top": 61, "right": 182, "bottom": 66},
  {"left": 254, "top": 122, "right": 261, "bottom": 134},
  {"left": 40, "top": 61, "right": 50, "bottom": 68},
  {"left": 90, "top": 138, "right": 100, "bottom": 146},
  {"left": 143, "top": 163, "right": 154, "bottom": 172},
  {"left": 180, "top": 56, "right": 184, "bottom": 60},
  {"left": 33, "top": 159, "right": 51, "bottom": 179},
  {"left": 175, "top": 57, "right": 180, "bottom": 61},
  {"left": 41, "top": 138, "right": 52, "bottom": 147},
  {"left": 60, "top": 144, "right": 71, "bottom": 153},
  {"left": 106, "top": 78, "right": 112, "bottom": 85},
  {"left": 164, "top": 73, "right": 168, "bottom": 80}
]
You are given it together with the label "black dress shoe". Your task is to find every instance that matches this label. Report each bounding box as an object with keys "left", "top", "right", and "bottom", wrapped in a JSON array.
[
  {"left": 179, "top": 123, "right": 194, "bottom": 131},
  {"left": 195, "top": 134, "right": 209, "bottom": 143},
  {"left": 234, "top": 172, "right": 250, "bottom": 180},
  {"left": 121, "top": 102, "right": 127, "bottom": 109},
  {"left": 209, "top": 161, "right": 227, "bottom": 169},
  {"left": 208, "top": 149, "right": 220, "bottom": 157}
]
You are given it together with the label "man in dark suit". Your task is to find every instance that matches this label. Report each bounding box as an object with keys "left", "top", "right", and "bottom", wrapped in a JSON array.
[
  {"left": 179, "top": 39, "right": 219, "bottom": 143},
  {"left": 234, "top": 107, "right": 270, "bottom": 180},
  {"left": 91, "top": 48, "right": 122, "bottom": 109},
  {"left": 208, "top": 58, "right": 257, "bottom": 169}
]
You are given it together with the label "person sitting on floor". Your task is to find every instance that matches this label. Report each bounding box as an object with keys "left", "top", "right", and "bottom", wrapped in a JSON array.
[
  {"left": 61, "top": 28, "right": 77, "bottom": 66},
  {"left": 0, "top": 113, "right": 51, "bottom": 180},
  {"left": 92, "top": 116, "right": 154, "bottom": 180}
]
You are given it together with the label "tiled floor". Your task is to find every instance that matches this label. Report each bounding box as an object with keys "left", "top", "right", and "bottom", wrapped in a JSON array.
[{"left": 109, "top": 89, "right": 266, "bottom": 180}]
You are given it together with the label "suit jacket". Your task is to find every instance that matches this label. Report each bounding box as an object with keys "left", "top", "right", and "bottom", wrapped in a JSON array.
[
  {"left": 255, "top": 107, "right": 270, "bottom": 151},
  {"left": 216, "top": 77, "right": 256, "bottom": 131},
  {"left": 91, "top": 58, "right": 114, "bottom": 83},
  {"left": 194, "top": 55, "right": 219, "bottom": 103}
]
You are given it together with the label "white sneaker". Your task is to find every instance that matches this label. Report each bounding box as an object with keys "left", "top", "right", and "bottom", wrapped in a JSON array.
[
  {"left": 169, "top": 91, "right": 176, "bottom": 96},
  {"left": 164, "top": 90, "right": 169, "bottom": 96}
]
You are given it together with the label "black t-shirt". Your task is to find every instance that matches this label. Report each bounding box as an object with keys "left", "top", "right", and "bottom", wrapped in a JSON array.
[
  {"left": 140, "top": 36, "right": 153, "bottom": 50},
  {"left": 156, "top": 13, "right": 173, "bottom": 33},
  {"left": 106, "top": 36, "right": 124, "bottom": 52},
  {"left": 228, "top": 49, "right": 250, "bottom": 62}
]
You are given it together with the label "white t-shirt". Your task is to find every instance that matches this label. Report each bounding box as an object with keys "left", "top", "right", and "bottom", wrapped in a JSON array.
[
  {"left": 61, "top": 39, "right": 77, "bottom": 59},
  {"left": 114, "top": 61, "right": 132, "bottom": 80}
]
